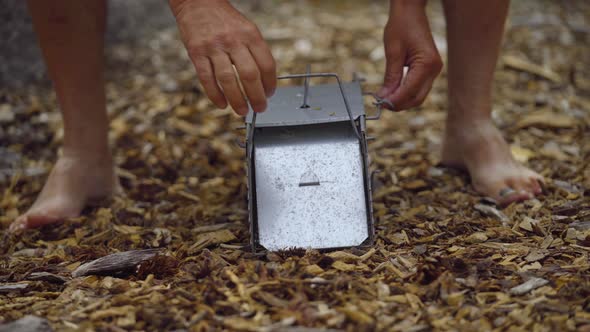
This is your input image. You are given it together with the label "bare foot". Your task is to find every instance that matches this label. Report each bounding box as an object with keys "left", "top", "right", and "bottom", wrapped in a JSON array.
[
  {"left": 442, "top": 121, "right": 544, "bottom": 206},
  {"left": 9, "top": 151, "right": 119, "bottom": 231}
]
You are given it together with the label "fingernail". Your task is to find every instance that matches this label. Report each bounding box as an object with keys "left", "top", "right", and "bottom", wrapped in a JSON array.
[{"left": 377, "top": 87, "right": 388, "bottom": 98}]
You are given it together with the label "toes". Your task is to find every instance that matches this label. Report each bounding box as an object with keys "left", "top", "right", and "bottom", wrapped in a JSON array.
[
  {"left": 505, "top": 177, "right": 530, "bottom": 193},
  {"left": 524, "top": 170, "right": 545, "bottom": 195},
  {"left": 504, "top": 173, "right": 545, "bottom": 198},
  {"left": 526, "top": 169, "right": 545, "bottom": 183},
  {"left": 507, "top": 170, "right": 544, "bottom": 197},
  {"left": 492, "top": 169, "right": 544, "bottom": 206},
  {"left": 8, "top": 216, "right": 28, "bottom": 233},
  {"left": 528, "top": 178, "right": 543, "bottom": 195},
  {"left": 518, "top": 177, "right": 541, "bottom": 196},
  {"left": 473, "top": 177, "right": 534, "bottom": 207},
  {"left": 497, "top": 187, "right": 532, "bottom": 207},
  {"left": 498, "top": 187, "right": 516, "bottom": 198},
  {"left": 9, "top": 204, "right": 72, "bottom": 231},
  {"left": 25, "top": 213, "right": 62, "bottom": 229}
]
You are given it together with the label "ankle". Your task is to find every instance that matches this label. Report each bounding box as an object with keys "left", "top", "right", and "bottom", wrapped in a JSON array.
[
  {"left": 62, "top": 130, "right": 109, "bottom": 159},
  {"left": 60, "top": 146, "right": 113, "bottom": 164},
  {"left": 445, "top": 97, "right": 493, "bottom": 129},
  {"left": 445, "top": 116, "right": 495, "bottom": 136}
]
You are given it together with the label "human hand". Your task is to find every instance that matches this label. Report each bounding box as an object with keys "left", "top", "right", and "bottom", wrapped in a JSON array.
[
  {"left": 377, "top": 0, "right": 442, "bottom": 111},
  {"left": 169, "top": 0, "right": 276, "bottom": 115}
]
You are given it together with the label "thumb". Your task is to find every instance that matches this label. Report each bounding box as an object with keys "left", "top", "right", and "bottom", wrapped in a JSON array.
[{"left": 378, "top": 52, "right": 404, "bottom": 99}]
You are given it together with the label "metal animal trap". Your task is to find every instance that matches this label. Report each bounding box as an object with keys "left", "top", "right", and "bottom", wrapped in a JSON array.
[{"left": 243, "top": 71, "right": 385, "bottom": 251}]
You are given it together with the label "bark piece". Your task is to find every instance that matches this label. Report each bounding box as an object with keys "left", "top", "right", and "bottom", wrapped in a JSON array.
[
  {"left": 466, "top": 232, "right": 489, "bottom": 244},
  {"left": 25, "top": 272, "right": 68, "bottom": 284},
  {"left": 474, "top": 204, "right": 509, "bottom": 223},
  {"left": 516, "top": 111, "right": 577, "bottom": 129},
  {"left": 0, "top": 315, "right": 53, "bottom": 332},
  {"left": 275, "top": 328, "right": 344, "bottom": 332},
  {"left": 0, "top": 282, "right": 29, "bottom": 293},
  {"left": 569, "top": 221, "right": 590, "bottom": 231},
  {"left": 71, "top": 249, "right": 163, "bottom": 278},
  {"left": 502, "top": 55, "right": 562, "bottom": 83},
  {"left": 510, "top": 277, "right": 549, "bottom": 296}
]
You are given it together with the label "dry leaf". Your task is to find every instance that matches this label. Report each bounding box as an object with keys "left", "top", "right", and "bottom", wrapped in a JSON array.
[{"left": 510, "top": 277, "right": 549, "bottom": 295}]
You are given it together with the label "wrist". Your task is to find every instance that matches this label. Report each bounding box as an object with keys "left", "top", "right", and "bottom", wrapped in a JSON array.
[
  {"left": 169, "top": 0, "right": 229, "bottom": 15},
  {"left": 389, "top": 0, "right": 427, "bottom": 13}
]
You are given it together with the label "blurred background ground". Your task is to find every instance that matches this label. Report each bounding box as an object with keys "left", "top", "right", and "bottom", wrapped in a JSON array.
[
  {"left": 0, "top": 1, "right": 589, "bottom": 331},
  {"left": 0, "top": 0, "right": 174, "bottom": 86}
]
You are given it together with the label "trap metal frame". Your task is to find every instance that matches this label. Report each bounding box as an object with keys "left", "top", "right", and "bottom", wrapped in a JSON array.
[{"left": 242, "top": 71, "right": 386, "bottom": 252}]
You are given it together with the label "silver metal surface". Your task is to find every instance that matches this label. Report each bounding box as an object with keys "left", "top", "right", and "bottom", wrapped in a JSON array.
[
  {"left": 301, "top": 64, "right": 311, "bottom": 109},
  {"left": 246, "top": 73, "right": 362, "bottom": 140},
  {"left": 363, "top": 92, "right": 395, "bottom": 120},
  {"left": 253, "top": 122, "right": 369, "bottom": 250},
  {"left": 244, "top": 71, "right": 379, "bottom": 252},
  {"left": 245, "top": 81, "right": 365, "bottom": 128}
]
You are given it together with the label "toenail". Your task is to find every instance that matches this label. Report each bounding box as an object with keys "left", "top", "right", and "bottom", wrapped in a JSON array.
[
  {"left": 536, "top": 181, "right": 545, "bottom": 193},
  {"left": 8, "top": 222, "right": 25, "bottom": 233},
  {"left": 499, "top": 188, "right": 515, "bottom": 197}
]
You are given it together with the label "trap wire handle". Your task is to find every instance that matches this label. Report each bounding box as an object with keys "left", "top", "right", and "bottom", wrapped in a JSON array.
[
  {"left": 301, "top": 64, "right": 311, "bottom": 109},
  {"left": 276, "top": 73, "right": 361, "bottom": 140},
  {"left": 247, "top": 72, "right": 363, "bottom": 159},
  {"left": 363, "top": 92, "right": 395, "bottom": 120}
]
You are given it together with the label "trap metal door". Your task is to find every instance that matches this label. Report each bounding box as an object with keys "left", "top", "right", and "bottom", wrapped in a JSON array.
[
  {"left": 245, "top": 72, "right": 377, "bottom": 251},
  {"left": 253, "top": 122, "right": 369, "bottom": 251}
]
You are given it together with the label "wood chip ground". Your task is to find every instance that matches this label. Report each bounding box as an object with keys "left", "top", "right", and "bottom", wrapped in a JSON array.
[{"left": 1, "top": 1, "right": 589, "bottom": 331}]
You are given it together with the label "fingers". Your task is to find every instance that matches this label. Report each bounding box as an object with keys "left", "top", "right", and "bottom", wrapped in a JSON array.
[
  {"left": 210, "top": 53, "right": 249, "bottom": 116},
  {"left": 383, "top": 60, "right": 439, "bottom": 111},
  {"left": 191, "top": 56, "right": 228, "bottom": 109},
  {"left": 194, "top": 46, "right": 274, "bottom": 116},
  {"left": 191, "top": 43, "right": 275, "bottom": 116},
  {"left": 377, "top": 51, "right": 403, "bottom": 110},
  {"left": 173, "top": 0, "right": 276, "bottom": 115},
  {"left": 230, "top": 47, "right": 268, "bottom": 113},
  {"left": 249, "top": 41, "right": 277, "bottom": 98}
]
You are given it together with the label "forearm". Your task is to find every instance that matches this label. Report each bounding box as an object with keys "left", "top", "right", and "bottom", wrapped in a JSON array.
[
  {"left": 380, "top": 0, "right": 441, "bottom": 110},
  {"left": 168, "top": 0, "right": 276, "bottom": 114},
  {"left": 389, "top": 0, "right": 427, "bottom": 16},
  {"left": 169, "top": 0, "right": 232, "bottom": 16}
]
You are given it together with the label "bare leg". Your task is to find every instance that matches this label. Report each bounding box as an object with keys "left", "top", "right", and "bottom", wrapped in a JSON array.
[
  {"left": 441, "top": 0, "right": 543, "bottom": 206},
  {"left": 11, "top": 0, "right": 118, "bottom": 231}
]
